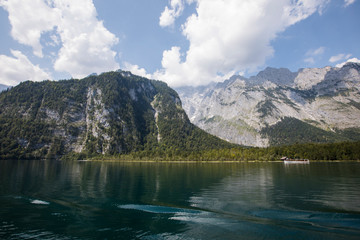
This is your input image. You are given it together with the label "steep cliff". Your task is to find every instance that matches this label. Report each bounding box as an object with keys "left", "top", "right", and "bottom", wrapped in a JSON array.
[
  {"left": 0, "top": 71, "right": 231, "bottom": 159},
  {"left": 176, "top": 62, "right": 360, "bottom": 147}
]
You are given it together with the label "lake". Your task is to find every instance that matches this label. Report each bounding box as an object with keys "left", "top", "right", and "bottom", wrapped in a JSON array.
[{"left": 0, "top": 160, "right": 359, "bottom": 239}]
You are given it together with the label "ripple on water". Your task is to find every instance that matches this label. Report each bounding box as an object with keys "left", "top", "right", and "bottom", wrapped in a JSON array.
[
  {"left": 30, "top": 200, "right": 50, "bottom": 205},
  {"left": 117, "top": 204, "right": 202, "bottom": 215}
]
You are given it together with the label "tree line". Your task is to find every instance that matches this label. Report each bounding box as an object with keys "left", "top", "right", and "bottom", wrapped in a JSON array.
[{"left": 81, "top": 141, "right": 360, "bottom": 162}]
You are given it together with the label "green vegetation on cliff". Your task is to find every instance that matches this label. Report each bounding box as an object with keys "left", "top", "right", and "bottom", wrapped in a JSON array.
[
  {"left": 1, "top": 71, "right": 359, "bottom": 162},
  {"left": 0, "top": 71, "right": 233, "bottom": 160},
  {"left": 261, "top": 117, "right": 360, "bottom": 146}
]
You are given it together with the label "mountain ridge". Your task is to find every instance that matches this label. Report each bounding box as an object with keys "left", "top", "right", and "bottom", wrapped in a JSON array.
[
  {"left": 0, "top": 84, "right": 9, "bottom": 92},
  {"left": 0, "top": 71, "right": 232, "bottom": 160},
  {"left": 176, "top": 62, "right": 360, "bottom": 147}
]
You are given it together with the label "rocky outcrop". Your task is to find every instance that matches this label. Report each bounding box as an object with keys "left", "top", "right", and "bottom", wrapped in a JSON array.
[
  {"left": 176, "top": 62, "right": 360, "bottom": 147},
  {"left": 0, "top": 70, "right": 231, "bottom": 159}
]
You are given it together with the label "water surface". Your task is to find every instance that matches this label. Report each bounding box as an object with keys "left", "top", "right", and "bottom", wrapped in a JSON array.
[{"left": 0, "top": 160, "right": 359, "bottom": 239}]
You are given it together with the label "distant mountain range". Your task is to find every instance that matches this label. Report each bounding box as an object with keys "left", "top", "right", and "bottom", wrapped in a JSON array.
[
  {"left": 1, "top": 62, "right": 359, "bottom": 160},
  {"left": 176, "top": 62, "right": 360, "bottom": 147},
  {"left": 0, "top": 71, "right": 231, "bottom": 160},
  {"left": 0, "top": 84, "right": 9, "bottom": 92}
]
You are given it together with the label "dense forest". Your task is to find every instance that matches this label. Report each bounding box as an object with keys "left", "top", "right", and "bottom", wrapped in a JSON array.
[
  {"left": 0, "top": 71, "right": 233, "bottom": 160},
  {"left": 261, "top": 117, "right": 360, "bottom": 146},
  {"left": 1, "top": 71, "right": 359, "bottom": 162},
  {"left": 75, "top": 141, "right": 360, "bottom": 162}
]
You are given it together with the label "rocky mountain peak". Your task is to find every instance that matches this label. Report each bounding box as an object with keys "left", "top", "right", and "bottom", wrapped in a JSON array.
[
  {"left": 176, "top": 64, "right": 360, "bottom": 147},
  {"left": 251, "top": 67, "right": 297, "bottom": 86},
  {"left": 294, "top": 66, "right": 331, "bottom": 90},
  {"left": 215, "top": 67, "right": 298, "bottom": 88}
]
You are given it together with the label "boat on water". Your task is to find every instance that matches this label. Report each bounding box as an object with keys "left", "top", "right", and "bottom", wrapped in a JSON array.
[{"left": 281, "top": 157, "right": 310, "bottom": 164}]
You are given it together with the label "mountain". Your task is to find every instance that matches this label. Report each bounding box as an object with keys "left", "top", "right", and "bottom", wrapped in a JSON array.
[
  {"left": 0, "top": 84, "right": 9, "bottom": 92},
  {"left": 176, "top": 62, "right": 360, "bottom": 147},
  {"left": 0, "top": 71, "right": 232, "bottom": 160}
]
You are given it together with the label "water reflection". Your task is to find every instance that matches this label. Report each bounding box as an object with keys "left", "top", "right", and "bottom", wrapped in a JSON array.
[
  {"left": 189, "top": 163, "right": 276, "bottom": 214},
  {"left": 0, "top": 160, "right": 359, "bottom": 239}
]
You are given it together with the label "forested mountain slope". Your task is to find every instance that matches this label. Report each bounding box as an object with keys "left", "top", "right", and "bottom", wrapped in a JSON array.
[{"left": 0, "top": 71, "right": 232, "bottom": 159}]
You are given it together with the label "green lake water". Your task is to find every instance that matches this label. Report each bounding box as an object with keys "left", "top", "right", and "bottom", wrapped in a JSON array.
[{"left": 0, "top": 160, "right": 359, "bottom": 239}]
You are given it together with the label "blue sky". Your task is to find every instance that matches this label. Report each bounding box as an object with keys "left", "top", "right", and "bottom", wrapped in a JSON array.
[{"left": 0, "top": 0, "right": 359, "bottom": 87}]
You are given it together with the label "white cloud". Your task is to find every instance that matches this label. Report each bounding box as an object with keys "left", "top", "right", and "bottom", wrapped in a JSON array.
[
  {"left": 304, "top": 57, "right": 315, "bottom": 64},
  {"left": 306, "top": 47, "right": 325, "bottom": 56},
  {"left": 53, "top": 0, "right": 119, "bottom": 78},
  {"left": 335, "top": 57, "right": 360, "bottom": 68},
  {"left": 0, "top": 0, "right": 119, "bottom": 80},
  {"left": 329, "top": 53, "right": 352, "bottom": 63},
  {"left": 159, "top": 0, "right": 185, "bottom": 27},
  {"left": 344, "top": 0, "right": 356, "bottom": 7},
  {"left": 0, "top": 0, "right": 60, "bottom": 57},
  {"left": 123, "top": 62, "right": 153, "bottom": 79},
  {"left": 158, "top": 0, "right": 329, "bottom": 87},
  {"left": 0, "top": 50, "right": 51, "bottom": 86},
  {"left": 304, "top": 46, "right": 325, "bottom": 64}
]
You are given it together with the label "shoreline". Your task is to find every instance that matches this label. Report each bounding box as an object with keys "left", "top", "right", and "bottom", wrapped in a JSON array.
[
  {"left": 74, "top": 159, "right": 360, "bottom": 163},
  {"left": 2, "top": 159, "right": 360, "bottom": 163}
]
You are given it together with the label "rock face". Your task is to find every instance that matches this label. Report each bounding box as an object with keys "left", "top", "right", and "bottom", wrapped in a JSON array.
[
  {"left": 0, "top": 71, "right": 231, "bottom": 159},
  {"left": 176, "top": 62, "right": 360, "bottom": 147}
]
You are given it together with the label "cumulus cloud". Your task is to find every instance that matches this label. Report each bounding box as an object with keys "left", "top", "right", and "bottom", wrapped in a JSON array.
[
  {"left": 159, "top": 0, "right": 184, "bottom": 27},
  {"left": 0, "top": 0, "right": 119, "bottom": 80},
  {"left": 335, "top": 57, "right": 360, "bottom": 68},
  {"left": 158, "top": 0, "right": 329, "bottom": 87},
  {"left": 52, "top": 0, "right": 119, "bottom": 78},
  {"left": 159, "top": 0, "right": 196, "bottom": 27},
  {"left": 329, "top": 53, "right": 352, "bottom": 63},
  {"left": 0, "top": 0, "right": 60, "bottom": 57},
  {"left": 0, "top": 50, "right": 51, "bottom": 86},
  {"left": 123, "top": 62, "right": 153, "bottom": 79},
  {"left": 344, "top": 0, "right": 356, "bottom": 7}
]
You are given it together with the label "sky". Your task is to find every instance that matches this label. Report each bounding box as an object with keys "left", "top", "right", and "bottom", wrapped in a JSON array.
[{"left": 0, "top": 0, "right": 359, "bottom": 87}]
